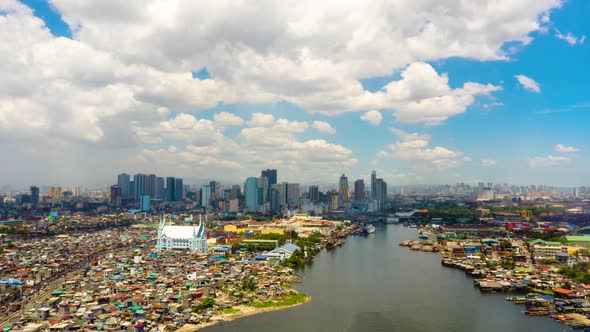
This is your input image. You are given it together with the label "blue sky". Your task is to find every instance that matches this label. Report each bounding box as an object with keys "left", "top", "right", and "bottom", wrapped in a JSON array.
[{"left": 1, "top": 0, "right": 589, "bottom": 188}]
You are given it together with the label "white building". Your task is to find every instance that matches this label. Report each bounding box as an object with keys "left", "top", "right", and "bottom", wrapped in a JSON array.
[{"left": 157, "top": 215, "right": 207, "bottom": 253}]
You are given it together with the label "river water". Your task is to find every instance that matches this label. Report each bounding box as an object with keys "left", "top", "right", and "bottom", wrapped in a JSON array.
[{"left": 204, "top": 224, "right": 568, "bottom": 332}]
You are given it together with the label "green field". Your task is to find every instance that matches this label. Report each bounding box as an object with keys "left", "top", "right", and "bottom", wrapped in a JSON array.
[{"left": 248, "top": 292, "right": 309, "bottom": 309}]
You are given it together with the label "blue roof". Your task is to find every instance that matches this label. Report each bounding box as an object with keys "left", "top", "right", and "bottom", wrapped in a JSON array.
[{"left": 278, "top": 244, "right": 301, "bottom": 253}]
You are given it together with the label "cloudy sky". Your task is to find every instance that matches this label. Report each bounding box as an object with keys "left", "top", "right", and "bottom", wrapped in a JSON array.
[{"left": 0, "top": 0, "right": 589, "bottom": 188}]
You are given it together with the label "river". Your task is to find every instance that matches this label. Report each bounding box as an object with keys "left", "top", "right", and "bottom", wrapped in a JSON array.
[{"left": 204, "top": 224, "right": 568, "bottom": 332}]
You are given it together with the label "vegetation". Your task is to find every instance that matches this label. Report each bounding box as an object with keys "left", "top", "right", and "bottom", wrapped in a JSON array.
[
  {"left": 222, "top": 308, "right": 241, "bottom": 314},
  {"left": 539, "top": 258, "right": 559, "bottom": 265},
  {"left": 193, "top": 297, "right": 216, "bottom": 312},
  {"left": 427, "top": 207, "right": 479, "bottom": 223},
  {"left": 560, "top": 262, "right": 590, "bottom": 284},
  {"left": 284, "top": 249, "right": 305, "bottom": 269},
  {"left": 500, "top": 258, "right": 516, "bottom": 270},
  {"left": 241, "top": 277, "right": 257, "bottom": 291},
  {"left": 488, "top": 206, "right": 566, "bottom": 216},
  {"left": 248, "top": 291, "right": 308, "bottom": 309}
]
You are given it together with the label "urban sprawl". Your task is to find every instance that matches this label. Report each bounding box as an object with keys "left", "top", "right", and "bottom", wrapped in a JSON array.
[{"left": 1, "top": 170, "right": 590, "bottom": 331}]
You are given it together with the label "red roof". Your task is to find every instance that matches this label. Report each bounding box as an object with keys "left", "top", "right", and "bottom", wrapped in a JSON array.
[{"left": 554, "top": 288, "right": 574, "bottom": 295}]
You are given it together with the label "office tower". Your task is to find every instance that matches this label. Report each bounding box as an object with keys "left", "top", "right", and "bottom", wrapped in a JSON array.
[
  {"left": 229, "top": 185, "right": 241, "bottom": 200},
  {"left": 308, "top": 185, "right": 319, "bottom": 202},
  {"left": 110, "top": 185, "right": 122, "bottom": 207},
  {"left": 354, "top": 179, "right": 365, "bottom": 201},
  {"left": 165, "top": 177, "right": 175, "bottom": 201},
  {"left": 174, "top": 178, "right": 183, "bottom": 201},
  {"left": 371, "top": 170, "right": 377, "bottom": 200},
  {"left": 140, "top": 195, "right": 150, "bottom": 212},
  {"left": 156, "top": 177, "right": 165, "bottom": 199},
  {"left": 146, "top": 174, "right": 157, "bottom": 197},
  {"left": 375, "top": 178, "right": 387, "bottom": 210},
  {"left": 209, "top": 181, "right": 218, "bottom": 200},
  {"left": 287, "top": 183, "right": 300, "bottom": 208},
  {"left": 117, "top": 173, "right": 131, "bottom": 198},
  {"left": 30, "top": 186, "right": 39, "bottom": 206},
  {"left": 270, "top": 187, "right": 280, "bottom": 212},
  {"left": 261, "top": 169, "right": 277, "bottom": 186},
  {"left": 201, "top": 184, "right": 211, "bottom": 209},
  {"left": 339, "top": 174, "right": 349, "bottom": 205},
  {"left": 245, "top": 177, "right": 260, "bottom": 211},
  {"left": 258, "top": 176, "right": 269, "bottom": 203},
  {"left": 134, "top": 173, "right": 147, "bottom": 199}
]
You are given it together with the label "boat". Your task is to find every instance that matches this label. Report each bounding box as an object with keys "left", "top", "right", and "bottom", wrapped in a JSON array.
[
  {"left": 410, "top": 224, "right": 418, "bottom": 228},
  {"left": 386, "top": 217, "right": 400, "bottom": 224},
  {"left": 524, "top": 308, "right": 550, "bottom": 316},
  {"left": 365, "top": 224, "right": 376, "bottom": 234},
  {"left": 403, "top": 222, "right": 410, "bottom": 227},
  {"left": 418, "top": 231, "right": 429, "bottom": 240}
]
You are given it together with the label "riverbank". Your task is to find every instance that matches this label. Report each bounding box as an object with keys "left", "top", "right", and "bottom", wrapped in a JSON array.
[{"left": 176, "top": 292, "right": 311, "bottom": 331}]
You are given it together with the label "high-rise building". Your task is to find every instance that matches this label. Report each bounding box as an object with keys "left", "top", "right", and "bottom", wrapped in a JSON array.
[
  {"left": 134, "top": 174, "right": 147, "bottom": 199},
  {"left": 244, "top": 177, "right": 261, "bottom": 211},
  {"left": 156, "top": 177, "right": 165, "bottom": 199},
  {"left": 110, "top": 185, "right": 122, "bottom": 207},
  {"left": 230, "top": 185, "right": 241, "bottom": 200},
  {"left": 308, "top": 185, "right": 319, "bottom": 202},
  {"left": 201, "top": 184, "right": 211, "bottom": 209},
  {"left": 209, "top": 181, "right": 219, "bottom": 200},
  {"left": 174, "top": 178, "right": 183, "bottom": 201},
  {"left": 371, "top": 170, "right": 377, "bottom": 200},
  {"left": 269, "top": 188, "right": 280, "bottom": 212},
  {"left": 261, "top": 169, "right": 277, "bottom": 187},
  {"left": 354, "top": 179, "right": 365, "bottom": 201},
  {"left": 375, "top": 178, "right": 387, "bottom": 210},
  {"left": 117, "top": 173, "right": 131, "bottom": 199},
  {"left": 165, "top": 177, "right": 176, "bottom": 201},
  {"left": 258, "top": 176, "right": 269, "bottom": 203},
  {"left": 30, "top": 186, "right": 39, "bottom": 206},
  {"left": 339, "top": 174, "right": 349, "bottom": 205},
  {"left": 146, "top": 174, "right": 157, "bottom": 197},
  {"left": 49, "top": 187, "right": 62, "bottom": 200},
  {"left": 286, "top": 183, "right": 300, "bottom": 209},
  {"left": 140, "top": 195, "right": 150, "bottom": 212}
]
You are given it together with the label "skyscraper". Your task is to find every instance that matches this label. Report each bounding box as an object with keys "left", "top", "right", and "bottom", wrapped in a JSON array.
[
  {"left": 371, "top": 170, "right": 377, "bottom": 200},
  {"left": 308, "top": 185, "right": 319, "bottom": 202},
  {"left": 245, "top": 177, "right": 260, "bottom": 211},
  {"left": 140, "top": 195, "right": 150, "bottom": 212},
  {"left": 339, "top": 174, "right": 349, "bottom": 205},
  {"left": 110, "top": 185, "right": 122, "bottom": 207},
  {"left": 156, "top": 177, "right": 165, "bottom": 199},
  {"left": 165, "top": 177, "right": 176, "bottom": 201},
  {"left": 201, "top": 184, "right": 211, "bottom": 209},
  {"left": 146, "top": 174, "right": 157, "bottom": 197},
  {"left": 286, "top": 183, "right": 300, "bottom": 209},
  {"left": 117, "top": 173, "right": 131, "bottom": 199},
  {"left": 375, "top": 178, "right": 387, "bottom": 210},
  {"left": 354, "top": 179, "right": 365, "bottom": 201},
  {"left": 134, "top": 173, "right": 147, "bottom": 199},
  {"left": 174, "top": 178, "right": 183, "bottom": 201},
  {"left": 261, "top": 169, "right": 277, "bottom": 187},
  {"left": 30, "top": 186, "right": 39, "bottom": 206},
  {"left": 261, "top": 169, "right": 277, "bottom": 200}
]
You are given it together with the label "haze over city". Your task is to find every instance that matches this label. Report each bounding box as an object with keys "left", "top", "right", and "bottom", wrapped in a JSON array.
[{"left": 1, "top": 0, "right": 589, "bottom": 188}]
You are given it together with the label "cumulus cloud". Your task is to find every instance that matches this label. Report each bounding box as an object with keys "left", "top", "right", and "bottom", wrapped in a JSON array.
[
  {"left": 515, "top": 75, "right": 541, "bottom": 93},
  {"left": 554, "top": 144, "right": 579, "bottom": 153},
  {"left": 528, "top": 155, "right": 570, "bottom": 167},
  {"left": 213, "top": 112, "right": 244, "bottom": 127},
  {"left": 360, "top": 110, "right": 383, "bottom": 126},
  {"left": 0, "top": 0, "right": 564, "bottom": 185},
  {"left": 311, "top": 120, "right": 336, "bottom": 134},
  {"left": 480, "top": 159, "right": 497, "bottom": 167},
  {"left": 380, "top": 128, "right": 470, "bottom": 171}
]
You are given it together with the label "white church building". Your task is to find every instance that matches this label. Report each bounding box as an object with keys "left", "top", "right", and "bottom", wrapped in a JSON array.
[{"left": 156, "top": 214, "right": 208, "bottom": 254}]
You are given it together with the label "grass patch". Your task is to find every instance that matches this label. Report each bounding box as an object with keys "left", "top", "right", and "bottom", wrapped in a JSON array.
[
  {"left": 531, "top": 288, "right": 555, "bottom": 296},
  {"left": 248, "top": 292, "right": 308, "bottom": 309},
  {"left": 283, "top": 283, "right": 292, "bottom": 289},
  {"left": 143, "top": 223, "right": 161, "bottom": 228},
  {"left": 222, "top": 308, "right": 241, "bottom": 314}
]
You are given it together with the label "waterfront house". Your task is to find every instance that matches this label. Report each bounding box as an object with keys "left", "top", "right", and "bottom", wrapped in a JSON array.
[{"left": 268, "top": 244, "right": 301, "bottom": 260}]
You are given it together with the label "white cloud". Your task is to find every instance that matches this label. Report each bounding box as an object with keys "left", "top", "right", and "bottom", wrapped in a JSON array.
[
  {"left": 248, "top": 113, "right": 276, "bottom": 127},
  {"left": 213, "top": 111, "right": 244, "bottom": 127},
  {"left": 528, "top": 155, "right": 570, "bottom": 168},
  {"left": 0, "top": 0, "right": 565, "bottom": 185},
  {"left": 360, "top": 110, "right": 383, "bottom": 126},
  {"left": 515, "top": 75, "right": 541, "bottom": 93},
  {"left": 480, "top": 159, "right": 497, "bottom": 167},
  {"left": 555, "top": 29, "right": 586, "bottom": 45},
  {"left": 554, "top": 144, "right": 579, "bottom": 153},
  {"left": 381, "top": 128, "right": 469, "bottom": 171},
  {"left": 311, "top": 120, "right": 336, "bottom": 134}
]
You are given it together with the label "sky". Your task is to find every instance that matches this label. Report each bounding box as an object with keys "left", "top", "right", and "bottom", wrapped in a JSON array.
[{"left": 0, "top": 0, "right": 589, "bottom": 189}]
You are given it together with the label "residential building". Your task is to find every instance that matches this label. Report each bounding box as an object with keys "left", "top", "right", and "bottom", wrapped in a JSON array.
[
  {"left": 30, "top": 186, "right": 39, "bottom": 206},
  {"left": 308, "top": 185, "right": 319, "bottom": 202},
  {"left": 117, "top": 173, "right": 131, "bottom": 199},
  {"left": 354, "top": 179, "right": 365, "bottom": 201}
]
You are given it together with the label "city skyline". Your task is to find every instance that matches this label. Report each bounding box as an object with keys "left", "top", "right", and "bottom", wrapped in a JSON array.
[{"left": 1, "top": 1, "right": 589, "bottom": 188}]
